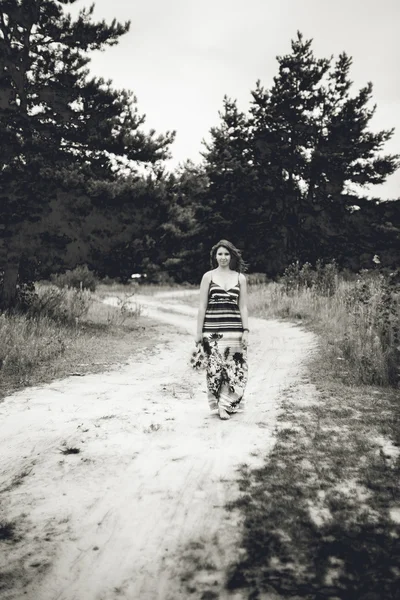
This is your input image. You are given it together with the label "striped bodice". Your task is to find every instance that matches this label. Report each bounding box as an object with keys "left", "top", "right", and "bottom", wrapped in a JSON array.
[{"left": 202, "top": 281, "right": 243, "bottom": 333}]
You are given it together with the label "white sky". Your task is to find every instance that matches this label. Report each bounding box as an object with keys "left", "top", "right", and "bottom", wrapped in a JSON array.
[{"left": 70, "top": 0, "right": 400, "bottom": 199}]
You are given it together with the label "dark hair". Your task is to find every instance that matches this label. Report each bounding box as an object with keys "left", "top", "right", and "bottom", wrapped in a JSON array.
[{"left": 210, "top": 239, "right": 247, "bottom": 272}]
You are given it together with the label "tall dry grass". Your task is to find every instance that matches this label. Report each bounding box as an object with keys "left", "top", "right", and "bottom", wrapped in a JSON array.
[
  {"left": 0, "top": 313, "right": 67, "bottom": 377},
  {"left": 0, "top": 286, "right": 92, "bottom": 379},
  {"left": 0, "top": 284, "right": 140, "bottom": 392},
  {"left": 249, "top": 272, "right": 400, "bottom": 387}
]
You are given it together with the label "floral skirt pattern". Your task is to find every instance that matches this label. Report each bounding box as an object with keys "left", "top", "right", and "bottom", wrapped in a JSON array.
[{"left": 202, "top": 332, "right": 248, "bottom": 413}]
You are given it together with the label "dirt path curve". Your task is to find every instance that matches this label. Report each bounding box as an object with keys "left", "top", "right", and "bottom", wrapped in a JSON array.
[{"left": 0, "top": 292, "right": 316, "bottom": 600}]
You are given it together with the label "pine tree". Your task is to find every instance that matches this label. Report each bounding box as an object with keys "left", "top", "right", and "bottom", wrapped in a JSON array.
[
  {"left": 249, "top": 35, "right": 330, "bottom": 266},
  {"left": 0, "top": 0, "right": 174, "bottom": 307},
  {"left": 159, "top": 161, "right": 209, "bottom": 282},
  {"left": 248, "top": 32, "right": 399, "bottom": 269},
  {"left": 200, "top": 96, "right": 258, "bottom": 262}
]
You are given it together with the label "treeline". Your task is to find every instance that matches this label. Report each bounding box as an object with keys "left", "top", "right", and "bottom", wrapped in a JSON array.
[
  {"left": 162, "top": 33, "right": 400, "bottom": 279},
  {"left": 1, "top": 2, "right": 399, "bottom": 307}
]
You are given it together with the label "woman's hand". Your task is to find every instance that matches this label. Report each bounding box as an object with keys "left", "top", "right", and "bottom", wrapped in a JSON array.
[
  {"left": 195, "top": 333, "right": 203, "bottom": 346},
  {"left": 241, "top": 330, "right": 249, "bottom": 350}
]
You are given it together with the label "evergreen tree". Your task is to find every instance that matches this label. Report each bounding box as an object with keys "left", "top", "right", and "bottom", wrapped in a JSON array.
[
  {"left": 249, "top": 33, "right": 399, "bottom": 269},
  {"left": 342, "top": 197, "right": 400, "bottom": 270},
  {"left": 201, "top": 33, "right": 399, "bottom": 275},
  {"left": 200, "top": 96, "right": 257, "bottom": 263},
  {"left": 160, "top": 161, "right": 209, "bottom": 282},
  {"left": 85, "top": 171, "right": 172, "bottom": 282},
  {"left": 0, "top": 0, "right": 174, "bottom": 307},
  {"left": 249, "top": 35, "right": 331, "bottom": 267}
]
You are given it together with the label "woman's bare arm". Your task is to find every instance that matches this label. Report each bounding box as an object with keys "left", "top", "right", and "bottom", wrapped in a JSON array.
[
  {"left": 238, "top": 273, "right": 249, "bottom": 330},
  {"left": 196, "top": 272, "right": 211, "bottom": 343}
]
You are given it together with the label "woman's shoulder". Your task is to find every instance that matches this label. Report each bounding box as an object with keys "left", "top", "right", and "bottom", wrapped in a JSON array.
[
  {"left": 201, "top": 270, "right": 214, "bottom": 282},
  {"left": 238, "top": 272, "right": 247, "bottom": 283}
]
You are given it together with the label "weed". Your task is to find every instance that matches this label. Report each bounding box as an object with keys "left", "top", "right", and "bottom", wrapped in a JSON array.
[
  {"left": 143, "top": 423, "right": 161, "bottom": 433},
  {"left": 109, "top": 294, "right": 141, "bottom": 326},
  {"left": 0, "top": 469, "right": 32, "bottom": 494},
  {"left": 59, "top": 447, "right": 80, "bottom": 455},
  {"left": 0, "top": 521, "right": 17, "bottom": 542}
]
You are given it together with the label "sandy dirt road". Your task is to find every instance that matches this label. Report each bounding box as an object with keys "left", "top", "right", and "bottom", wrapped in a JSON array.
[{"left": 0, "top": 292, "right": 315, "bottom": 600}]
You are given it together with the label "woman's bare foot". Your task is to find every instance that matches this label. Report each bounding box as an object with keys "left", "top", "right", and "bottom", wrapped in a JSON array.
[{"left": 218, "top": 407, "right": 230, "bottom": 420}]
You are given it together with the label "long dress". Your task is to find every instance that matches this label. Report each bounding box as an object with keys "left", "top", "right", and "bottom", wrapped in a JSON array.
[{"left": 202, "top": 276, "right": 248, "bottom": 413}]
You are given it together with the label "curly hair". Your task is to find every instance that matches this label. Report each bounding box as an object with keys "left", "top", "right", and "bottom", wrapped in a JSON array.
[{"left": 209, "top": 239, "right": 248, "bottom": 273}]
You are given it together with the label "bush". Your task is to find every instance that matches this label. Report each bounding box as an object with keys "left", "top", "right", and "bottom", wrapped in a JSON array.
[
  {"left": 342, "top": 270, "right": 400, "bottom": 385},
  {"left": 100, "top": 275, "right": 122, "bottom": 286},
  {"left": 281, "top": 261, "right": 312, "bottom": 294},
  {"left": 27, "top": 285, "right": 93, "bottom": 324},
  {"left": 281, "top": 260, "right": 338, "bottom": 296},
  {"left": 246, "top": 272, "right": 269, "bottom": 286},
  {"left": 51, "top": 265, "right": 98, "bottom": 292},
  {"left": 314, "top": 259, "right": 338, "bottom": 296}
]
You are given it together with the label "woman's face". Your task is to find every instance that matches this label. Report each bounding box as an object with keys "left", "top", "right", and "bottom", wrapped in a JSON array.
[{"left": 216, "top": 246, "right": 231, "bottom": 267}]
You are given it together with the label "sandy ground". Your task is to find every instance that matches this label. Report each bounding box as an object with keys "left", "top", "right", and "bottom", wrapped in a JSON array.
[{"left": 0, "top": 292, "right": 315, "bottom": 600}]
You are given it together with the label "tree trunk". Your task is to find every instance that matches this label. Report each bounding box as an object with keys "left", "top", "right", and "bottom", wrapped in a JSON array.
[{"left": 0, "top": 258, "right": 20, "bottom": 310}]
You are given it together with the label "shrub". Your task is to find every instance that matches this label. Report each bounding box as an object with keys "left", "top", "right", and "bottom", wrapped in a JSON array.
[
  {"left": 246, "top": 273, "right": 269, "bottom": 286},
  {"left": 342, "top": 270, "right": 400, "bottom": 385},
  {"left": 314, "top": 259, "right": 338, "bottom": 296},
  {"left": 100, "top": 275, "right": 121, "bottom": 286},
  {"left": 105, "top": 294, "right": 141, "bottom": 326},
  {"left": 281, "top": 260, "right": 338, "bottom": 296},
  {"left": 51, "top": 265, "right": 98, "bottom": 292},
  {"left": 27, "top": 285, "right": 93, "bottom": 324}
]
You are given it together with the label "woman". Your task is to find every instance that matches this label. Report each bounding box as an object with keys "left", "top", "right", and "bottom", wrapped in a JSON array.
[{"left": 195, "top": 240, "right": 249, "bottom": 420}]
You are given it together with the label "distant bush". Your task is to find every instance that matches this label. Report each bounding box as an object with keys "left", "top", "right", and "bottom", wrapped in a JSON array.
[
  {"left": 150, "top": 271, "right": 176, "bottom": 286},
  {"left": 281, "top": 260, "right": 338, "bottom": 296},
  {"left": 27, "top": 285, "right": 93, "bottom": 324},
  {"left": 51, "top": 265, "right": 98, "bottom": 292},
  {"left": 246, "top": 273, "right": 269, "bottom": 286},
  {"left": 100, "top": 275, "right": 123, "bottom": 286},
  {"left": 314, "top": 259, "right": 338, "bottom": 296}
]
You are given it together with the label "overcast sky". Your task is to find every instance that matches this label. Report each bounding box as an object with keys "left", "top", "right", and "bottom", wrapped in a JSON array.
[{"left": 70, "top": 0, "right": 400, "bottom": 199}]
